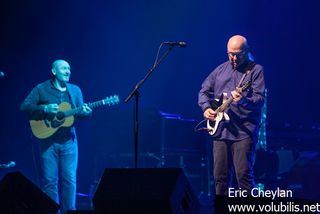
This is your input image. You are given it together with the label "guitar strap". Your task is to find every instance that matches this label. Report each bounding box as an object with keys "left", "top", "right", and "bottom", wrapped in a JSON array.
[{"left": 237, "top": 61, "right": 255, "bottom": 87}]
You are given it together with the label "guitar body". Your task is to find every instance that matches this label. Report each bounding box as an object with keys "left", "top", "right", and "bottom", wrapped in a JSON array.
[
  {"left": 205, "top": 81, "right": 251, "bottom": 138},
  {"left": 207, "top": 112, "right": 230, "bottom": 138},
  {"left": 30, "top": 102, "right": 74, "bottom": 139}
]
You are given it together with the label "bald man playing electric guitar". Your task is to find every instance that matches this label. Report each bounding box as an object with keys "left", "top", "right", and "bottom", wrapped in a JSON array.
[{"left": 198, "top": 35, "right": 265, "bottom": 196}]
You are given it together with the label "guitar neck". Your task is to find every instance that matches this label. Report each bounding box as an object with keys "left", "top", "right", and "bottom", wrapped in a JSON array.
[
  {"left": 217, "top": 96, "right": 233, "bottom": 112},
  {"left": 216, "top": 84, "right": 249, "bottom": 113},
  {"left": 64, "top": 100, "right": 106, "bottom": 117}
]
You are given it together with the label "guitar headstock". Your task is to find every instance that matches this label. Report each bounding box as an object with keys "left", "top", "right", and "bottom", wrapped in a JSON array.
[{"left": 103, "top": 95, "right": 120, "bottom": 106}]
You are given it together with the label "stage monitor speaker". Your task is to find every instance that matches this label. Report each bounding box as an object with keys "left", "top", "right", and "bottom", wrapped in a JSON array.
[
  {"left": 92, "top": 168, "right": 200, "bottom": 214},
  {"left": 0, "top": 171, "right": 59, "bottom": 214}
]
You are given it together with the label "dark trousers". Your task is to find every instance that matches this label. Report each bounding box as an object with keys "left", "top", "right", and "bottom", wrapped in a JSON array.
[{"left": 213, "top": 137, "right": 256, "bottom": 195}]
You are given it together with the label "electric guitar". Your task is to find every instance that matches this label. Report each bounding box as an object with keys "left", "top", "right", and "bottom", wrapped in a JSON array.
[
  {"left": 206, "top": 81, "right": 251, "bottom": 138},
  {"left": 30, "top": 94, "right": 120, "bottom": 139}
]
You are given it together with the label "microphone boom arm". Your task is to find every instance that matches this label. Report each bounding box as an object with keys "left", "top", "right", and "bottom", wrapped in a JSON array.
[
  {"left": 125, "top": 44, "right": 174, "bottom": 103},
  {"left": 124, "top": 43, "right": 178, "bottom": 168}
]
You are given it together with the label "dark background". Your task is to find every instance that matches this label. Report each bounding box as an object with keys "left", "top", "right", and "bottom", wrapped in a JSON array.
[{"left": 1, "top": 0, "right": 320, "bottom": 204}]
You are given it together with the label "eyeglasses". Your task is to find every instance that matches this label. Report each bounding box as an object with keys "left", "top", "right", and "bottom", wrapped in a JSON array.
[{"left": 227, "top": 51, "right": 245, "bottom": 58}]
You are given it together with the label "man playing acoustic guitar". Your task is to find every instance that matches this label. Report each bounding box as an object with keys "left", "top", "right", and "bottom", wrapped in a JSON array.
[
  {"left": 21, "top": 59, "right": 92, "bottom": 214},
  {"left": 198, "top": 35, "right": 265, "bottom": 196}
]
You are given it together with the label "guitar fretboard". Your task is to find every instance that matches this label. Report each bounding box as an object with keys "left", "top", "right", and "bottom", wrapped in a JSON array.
[
  {"left": 63, "top": 98, "right": 117, "bottom": 117},
  {"left": 216, "top": 81, "right": 251, "bottom": 112},
  {"left": 217, "top": 97, "right": 233, "bottom": 112}
]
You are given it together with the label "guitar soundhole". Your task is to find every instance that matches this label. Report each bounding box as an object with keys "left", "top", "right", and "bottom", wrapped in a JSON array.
[
  {"left": 56, "top": 112, "right": 65, "bottom": 120},
  {"left": 51, "top": 119, "right": 65, "bottom": 128},
  {"left": 49, "top": 112, "right": 65, "bottom": 128}
]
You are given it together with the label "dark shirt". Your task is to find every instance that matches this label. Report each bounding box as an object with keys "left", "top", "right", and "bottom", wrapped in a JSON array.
[
  {"left": 198, "top": 61, "right": 265, "bottom": 141},
  {"left": 21, "top": 79, "right": 87, "bottom": 142}
]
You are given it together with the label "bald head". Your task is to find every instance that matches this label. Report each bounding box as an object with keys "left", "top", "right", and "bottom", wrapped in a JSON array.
[
  {"left": 52, "top": 59, "right": 69, "bottom": 70},
  {"left": 227, "top": 35, "right": 249, "bottom": 52},
  {"left": 51, "top": 59, "right": 71, "bottom": 83},
  {"left": 227, "top": 35, "right": 250, "bottom": 69}
]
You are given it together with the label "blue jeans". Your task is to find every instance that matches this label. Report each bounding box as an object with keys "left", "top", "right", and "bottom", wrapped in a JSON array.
[{"left": 39, "top": 138, "right": 78, "bottom": 214}]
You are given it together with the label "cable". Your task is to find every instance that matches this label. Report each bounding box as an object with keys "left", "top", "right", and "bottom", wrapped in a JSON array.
[{"left": 194, "top": 119, "right": 209, "bottom": 132}]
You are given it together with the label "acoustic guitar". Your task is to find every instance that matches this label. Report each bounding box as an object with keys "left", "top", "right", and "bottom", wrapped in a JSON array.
[{"left": 30, "top": 94, "right": 119, "bottom": 139}]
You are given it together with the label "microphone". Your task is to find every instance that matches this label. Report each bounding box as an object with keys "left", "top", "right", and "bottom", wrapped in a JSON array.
[
  {"left": 163, "top": 41, "right": 187, "bottom": 48},
  {"left": 0, "top": 71, "right": 5, "bottom": 78}
]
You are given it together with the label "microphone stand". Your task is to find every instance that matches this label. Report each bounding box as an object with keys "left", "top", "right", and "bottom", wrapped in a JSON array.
[{"left": 125, "top": 43, "right": 175, "bottom": 168}]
